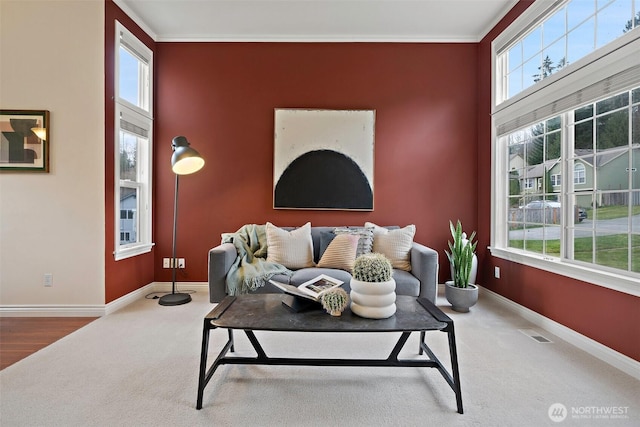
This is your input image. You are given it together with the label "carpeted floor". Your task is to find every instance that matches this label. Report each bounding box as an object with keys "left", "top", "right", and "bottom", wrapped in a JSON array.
[{"left": 0, "top": 290, "right": 637, "bottom": 426}]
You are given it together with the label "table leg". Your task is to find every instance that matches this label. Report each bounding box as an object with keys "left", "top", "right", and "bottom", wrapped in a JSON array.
[
  {"left": 196, "top": 325, "right": 237, "bottom": 409},
  {"left": 228, "top": 329, "right": 235, "bottom": 352},
  {"left": 445, "top": 323, "right": 463, "bottom": 414},
  {"left": 416, "top": 297, "right": 463, "bottom": 413},
  {"left": 196, "top": 320, "right": 212, "bottom": 410}
]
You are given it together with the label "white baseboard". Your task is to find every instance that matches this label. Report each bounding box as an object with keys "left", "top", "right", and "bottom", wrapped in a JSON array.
[
  {"left": 479, "top": 286, "right": 640, "bottom": 381},
  {"left": 104, "top": 283, "right": 156, "bottom": 315},
  {"left": 0, "top": 282, "right": 209, "bottom": 317},
  {"left": 0, "top": 305, "right": 106, "bottom": 317}
]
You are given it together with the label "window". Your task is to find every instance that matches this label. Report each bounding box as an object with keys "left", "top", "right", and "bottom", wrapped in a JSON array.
[
  {"left": 524, "top": 178, "right": 536, "bottom": 189},
  {"left": 120, "top": 209, "right": 135, "bottom": 220},
  {"left": 114, "top": 21, "right": 153, "bottom": 260},
  {"left": 492, "top": 1, "right": 640, "bottom": 295},
  {"left": 499, "top": 0, "right": 640, "bottom": 102},
  {"left": 574, "top": 163, "right": 586, "bottom": 184}
]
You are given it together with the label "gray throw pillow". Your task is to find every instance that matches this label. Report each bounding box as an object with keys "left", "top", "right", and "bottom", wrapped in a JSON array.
[
  {"left": 318, "top": 231, "right": 337, "bottom": 259},
  {"left": 333, "top": 226, "right": 374, "bottom": 257}
]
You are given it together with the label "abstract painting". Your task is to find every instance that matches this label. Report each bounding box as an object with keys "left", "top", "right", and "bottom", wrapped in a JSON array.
[
  {"left": 0, "top": 110, "right": 50, "bottom": 172},
  {"left": 274, "top": 109, "right": 375, "bottom": 210}
]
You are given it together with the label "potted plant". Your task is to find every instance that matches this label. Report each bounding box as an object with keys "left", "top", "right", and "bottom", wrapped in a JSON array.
[
  {"left": 350, "top": 253, "right": 396, "bottom": 319},
  {"left": 320, "top": 288, "right": 349, "bottom": 316},
  {"left": 444, "top": 220, "right": 479, "bottom": 312}
]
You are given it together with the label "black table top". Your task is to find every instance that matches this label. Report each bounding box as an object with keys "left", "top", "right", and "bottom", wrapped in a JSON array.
[{"left": 206, "top": 294, "right": 450, "bottom": 333}]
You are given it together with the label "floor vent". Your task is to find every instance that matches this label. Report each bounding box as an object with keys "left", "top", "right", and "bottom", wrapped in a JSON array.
[{"left": 519, "top": 328, "right": 553, "bottom": 343}]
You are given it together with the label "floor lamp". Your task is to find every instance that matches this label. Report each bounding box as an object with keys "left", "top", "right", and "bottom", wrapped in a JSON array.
[{"left": 159, "top": 136, "right": 205, "bottom": 306}]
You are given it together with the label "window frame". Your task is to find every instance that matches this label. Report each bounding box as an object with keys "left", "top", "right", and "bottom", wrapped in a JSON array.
[
  {"left": 113, "top": 21, "right": 154, "bottom": 261},
  {"left": 490, "top": 2, "right": 640, "bottom": 297}
]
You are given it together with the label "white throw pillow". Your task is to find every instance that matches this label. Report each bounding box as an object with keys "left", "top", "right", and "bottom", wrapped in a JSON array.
[
  {"left": 364, "top": 222, "right": 415, "bottom": 271},
  {"left": 266, "top": 222, "right": 315, "bottom": 269},
  {"left": 317, "top": 233, "right": 360, "bottom": 271}
]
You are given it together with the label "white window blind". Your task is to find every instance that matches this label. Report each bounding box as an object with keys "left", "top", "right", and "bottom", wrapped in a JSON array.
[{"left": 497, "top": 63, "right": 640, "bottom": 136}]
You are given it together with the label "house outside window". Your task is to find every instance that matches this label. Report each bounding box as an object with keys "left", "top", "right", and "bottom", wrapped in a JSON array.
[
  {"left": 114, "top": 21, "right": 153, "bottom": 260},
  {"left": 492, "top": 0, "right": 640, "bottom": 295}
]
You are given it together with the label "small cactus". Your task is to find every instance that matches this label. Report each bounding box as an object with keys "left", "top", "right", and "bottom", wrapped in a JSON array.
[
  {"left": 320, "top": 288, "right": 349, "bottom": 316},
  {"left": 352, "top": 253, "right": 393, "bottom": 283}
]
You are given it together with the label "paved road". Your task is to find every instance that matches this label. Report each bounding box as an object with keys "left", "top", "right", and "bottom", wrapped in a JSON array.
[{"left": 509, "top": 215, "right": 640, "bottom": 240}]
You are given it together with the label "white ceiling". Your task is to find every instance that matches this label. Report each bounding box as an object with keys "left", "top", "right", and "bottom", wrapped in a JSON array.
[{"left": 114, "top": 0, "right": 518, "bottom": 42}]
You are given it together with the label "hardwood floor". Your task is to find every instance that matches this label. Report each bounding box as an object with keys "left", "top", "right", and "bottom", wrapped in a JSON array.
[{"left": 0, "top": 317, "right": 97, "bottom": 370}]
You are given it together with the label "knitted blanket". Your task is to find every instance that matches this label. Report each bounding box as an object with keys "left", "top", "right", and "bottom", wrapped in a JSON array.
[{"left": 221, "top": 224, "right": 291, "bottom": 296}]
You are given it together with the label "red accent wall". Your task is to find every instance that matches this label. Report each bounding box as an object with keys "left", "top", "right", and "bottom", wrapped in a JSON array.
[
  {"left": 154, "top": 42, "right": 479, "bottom": 286},
  {"left": 476, "top": 1, "right": 639, "bottom": 361},
  {"left": 104, "top": 1, "right": 156, "bottom": 303}
]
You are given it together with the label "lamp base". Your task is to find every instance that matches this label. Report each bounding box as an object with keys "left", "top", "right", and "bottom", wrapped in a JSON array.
[{"left": 158, "top": 292, "right": 192, "bottom": 306}]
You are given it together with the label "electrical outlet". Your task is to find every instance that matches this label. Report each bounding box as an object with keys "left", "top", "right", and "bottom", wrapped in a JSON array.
[
  {"left": 494, "top": 266, "right": 501, "bottom": 279},
  {"left": 44, "top": 273, "right": 53, "bottom": 287},
  {"left": 163, "top": 258, "right": 185, "bottom": 268}
]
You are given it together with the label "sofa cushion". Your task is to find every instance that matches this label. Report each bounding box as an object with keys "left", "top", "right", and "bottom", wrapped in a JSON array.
[
  {"left": 333, "top": 226, "right": 374, "bottom": 257},
  {"left": 317, "top": 233, "right": 359, "bottom": 271},
  {"left": 266, "top": 222, "right": 315, "bottom": 269},
  {"left": 365, "top": 222, "right": 415, "bottom": 271},
  {"left": 393, "top": 269, "right": 420, "bottom": 297}
]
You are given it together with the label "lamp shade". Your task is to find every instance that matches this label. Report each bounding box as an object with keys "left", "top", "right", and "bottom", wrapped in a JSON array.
[{"left": 171, "top": 136, "right": 204, "bottom": 175}]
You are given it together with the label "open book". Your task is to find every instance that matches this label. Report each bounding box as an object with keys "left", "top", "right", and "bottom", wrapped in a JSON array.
[{"left": 269, "top": 274, "right": 344, "bottom": 301}]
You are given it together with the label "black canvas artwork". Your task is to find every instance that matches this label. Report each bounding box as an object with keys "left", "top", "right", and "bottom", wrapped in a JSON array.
[{"left": 274, "top": 149, "right": 373, "bottom": 210}]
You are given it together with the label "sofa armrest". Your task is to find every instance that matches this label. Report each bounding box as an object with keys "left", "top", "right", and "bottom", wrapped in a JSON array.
[
  {"left": 208, "top": 243, "right": 237, "bottom": 303},
  {"left": 410, "top": 242, "right": 439, "bottom": 304}
]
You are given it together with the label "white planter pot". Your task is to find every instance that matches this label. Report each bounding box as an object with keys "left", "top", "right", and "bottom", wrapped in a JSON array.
[
  {"left": 449, "top": 253, "right": 477, "bottom": 286},
  {"left": 350, "top": 278, "right": 396, "bottom": 319},
  {"left": 444, "top": 281, "right": 478, "bottom": 313}
]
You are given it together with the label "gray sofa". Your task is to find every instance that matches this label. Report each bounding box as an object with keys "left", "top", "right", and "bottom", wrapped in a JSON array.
[{"left": 208, "top": 225, "right": 439, "bottom": 304}]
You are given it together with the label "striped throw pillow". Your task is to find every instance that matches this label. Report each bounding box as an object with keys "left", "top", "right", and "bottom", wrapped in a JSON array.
[{"left": 317, "top": 233, "right": 360, "bottom": 271}]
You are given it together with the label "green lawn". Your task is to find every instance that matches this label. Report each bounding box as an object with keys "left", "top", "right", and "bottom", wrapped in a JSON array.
[
  {"left": 588, "top": 205, "right": 640, "bottom": 220},
  {"left": 510, "top": 234, "right": 640, "bottom": 272}
]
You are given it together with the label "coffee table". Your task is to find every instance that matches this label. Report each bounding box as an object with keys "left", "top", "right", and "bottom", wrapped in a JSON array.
[{"left": 196, "top": 294, "right": 463, "bottom": 413}]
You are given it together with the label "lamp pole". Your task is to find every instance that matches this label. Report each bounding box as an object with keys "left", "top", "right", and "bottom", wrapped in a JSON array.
[
  {"left": 158, "top": 172, "right": 191, "bottom": 306},
  {"left": 159, "top": 136, "right": 204, "bottom": 306},
  {"left": 171, "top": 173, "right": 179, "bottom": 295}
]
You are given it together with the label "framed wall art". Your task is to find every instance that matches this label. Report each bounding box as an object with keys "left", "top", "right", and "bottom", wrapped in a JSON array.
[
  {"left": 274, "top": 109, "right": 375, "bottom": 210},
  {"left": 0, "top": 109, "right": 50, "bottom": 172}
]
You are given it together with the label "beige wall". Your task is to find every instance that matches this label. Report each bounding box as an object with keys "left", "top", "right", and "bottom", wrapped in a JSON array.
[{"left": 0, "top": 0, "right": 105, "bottom": 308}]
